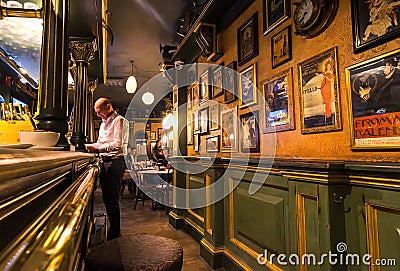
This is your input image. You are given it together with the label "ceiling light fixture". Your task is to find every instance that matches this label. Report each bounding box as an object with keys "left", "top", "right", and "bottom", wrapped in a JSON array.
[{"left": 126, "top": 59, "right": 137, "bottom": 93}]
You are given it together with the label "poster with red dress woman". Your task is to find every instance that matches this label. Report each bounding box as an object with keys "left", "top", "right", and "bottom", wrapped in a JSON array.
[{"left": 298, "top": 47, "right": 342, "bottom": 134}]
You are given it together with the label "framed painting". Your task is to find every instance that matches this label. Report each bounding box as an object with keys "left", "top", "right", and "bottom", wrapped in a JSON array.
[
  {"left": 199, "top": 107, "right": 209, "bottom": 135},
  {"left": 187, "top": 62, "right": 198, "bottom": 84},
  {"left": 224, "top": 61, "right": 238, "bottom": 103},
  {"left": 221, "top": 106, "right": 238, "bottom": 152},
  {"left": 200, "top": 69, "right": 210, "bottom": 103},
  {"left": 187, "top": 85, "right": 192, "bottom": 111},
  {"left": 158, "top": 128, "right": 163, "bottom": 140},
  {"left": 345, "top": 48, "right": 400, "bottom": 149},
  {"left": 212, "top": 66, "right": 224, "bottom": 98},
  {"left": 209, "top": 103, "right": 219, "bottom": 130},
  {"left": 194, "top": 134, "right": 199, "bottom": 152},
  {"left": 145, "top": 122, "right": 151, "bottom": 131},
  {"left": 351, "top": 0, "right": 400, "bottom": 53},
  {"left": 271, "top": 25, "right": 292, "bottom": 68},
  {"left": 263, "top": 0, "right": 290, "bottom": 35},
  {"left": 298, "top": 47, "right": 342, "bottom": 134},
  {"left": 206, "top": 136, "right": 220, "bottom": 152},
  {"left": 193, "top": 111, "right": 199, "bottom": 134},
  {"left": 150, "top": 131, "right": 156, "bottom": 141},
  {"left": 237, "top": 12, "right": 259, "bottom": 67},
  {"left": 187, "top": 114, "right": 193, "bottom": 145},
  {"left": 192, "top": 83, "right": 200, "bottom": 108},
  {"left": 261, "top": 67, "right": 295, "bottom": 133},
  {"left": 240, "top": 110, "right": 260, "bottom": 153},
  {"left": 239, "top": 63, "right": 257, "bottom": 108}
]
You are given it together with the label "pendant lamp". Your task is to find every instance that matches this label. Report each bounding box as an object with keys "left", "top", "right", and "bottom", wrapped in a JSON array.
[{"left": 126, "top": 60, "right": 137, "bottom": 93}]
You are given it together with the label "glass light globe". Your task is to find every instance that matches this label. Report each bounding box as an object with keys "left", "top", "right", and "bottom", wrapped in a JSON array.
[
  {"left": 142, "top": 91, "right": 154, "bottom": 105},
  {"left": 126, "top": 75, "right": 137, "bottom": 93}
]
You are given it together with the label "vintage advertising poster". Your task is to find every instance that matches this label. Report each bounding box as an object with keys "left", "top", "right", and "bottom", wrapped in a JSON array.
[
  {"left": 298, "top": 47, "right": 341, "bottom": 134},
  {"left": 262, "top": 68, "right": 294, "bottom": 133},
  {"left": 346, "top": 48, "right": 400, "bottom": 149}
]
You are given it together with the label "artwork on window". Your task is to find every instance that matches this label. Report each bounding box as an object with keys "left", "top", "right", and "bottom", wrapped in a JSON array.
[
  {"left": 298, "top": 47, "right": 342, "bottom": 134},
  {"left": 239, "top": 63, "right": 257, "bottom": 108},
  {"left": 238, "top": 12, "right": 259, "bottom": 66},
  {"left": 240, "top": 111, "right": 260, "bottom": 153},
  {"left": 346, "top": 48, "right": 400, "bottom": 149},
  {"left": 261, "top": 67, "right": 295, "bottom": 133},
  {"left": 221, "top": 106, "right": 238, "bottom": 152},
  {"left": 224, "top": 61, "right": 238, "bottom": 103},
  {"left": 351, "top": 0, "right": 400, "bottom": 53}
]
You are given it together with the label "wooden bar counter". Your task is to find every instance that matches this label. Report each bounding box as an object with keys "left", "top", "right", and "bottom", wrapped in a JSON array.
[{"left": 0, "top": 147, "right": 99, "bottom": 271}]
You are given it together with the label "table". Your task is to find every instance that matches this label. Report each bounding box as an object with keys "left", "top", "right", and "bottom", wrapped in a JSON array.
[{"left": 136, "top": 168, "right": 173, "bottom": 211}]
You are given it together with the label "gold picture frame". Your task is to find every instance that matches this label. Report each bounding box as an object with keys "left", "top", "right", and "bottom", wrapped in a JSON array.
[
  {"left": 239, "top": 62, "right": 257, "bottom": 108},
  {"left": 298, "top": 47, "right": 342, "bottom": 134}
]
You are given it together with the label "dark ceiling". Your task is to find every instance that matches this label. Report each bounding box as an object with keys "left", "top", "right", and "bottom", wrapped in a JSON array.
[{"left": 93, "top": 0, "right": 188, "bottom": 109}]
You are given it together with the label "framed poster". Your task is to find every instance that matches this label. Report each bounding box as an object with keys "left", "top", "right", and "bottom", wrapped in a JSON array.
[
  {"left": 345, "top": 48, "right": 400, "bottom": 149},
  {"left": 263, "top": 0, "right": 290, "bottom": 35},
  {"left": 158, "top": 128, "right": 163, "bottom": 140},
  {"left": 239, "top": 63, "right": 257, "bottom": 108},
  {"left": 224, "top": 61, "right": 238, "bottom": 103},
  {"left": 193, "top": 111, "right": 199, "bottom": 134},
  {"left": 261, "top": 67, "right": 295, "bottom": 133},
  {"left": 194, "top": 134, "right": 199, "bottom": 152},
  {"left": 237, "top": 12, "right": 259, "bottom": 66},
  {"left": 145, "top": 122, "right": 151, "bottom": 131},
  {"left": 212, "top": 66, "right": 224, "bottom": 98},
  {"left": 206, "top": 136, "right": 220, "bottom": 152},
  {"left": 221, "top": 106, "right": 238, "bottom": 152},
  {"left": 240, "top": 111, "right": 260, "bottom": 153},
  {"left": 199, "top": 107, "right": 209, "bottom": 135},
  {"left": 209, "top": 103, "right": 219, "bottom": 130},
  {"left": 187, "top": 62, "right": 198, "bottom": 84},
  {"left": 298, "top": 47, "right": 342, "bottom": 134},
  {"left": 192, "top": 83, "right": 200, "bottom": 108},
  {"left": 271, "top": 25, "right": 292, "bottom": 69},
  {"left": 187, "top": 85, "right": 192, "bottom": 111},
  {"left": 200, "top": 69, "right": 210, "bottom": 103},
  {"left": 150, "top": 131, "right": 156, "bottom": 141},
  {"left": 351, "top": 0, "right": 400, "bottom": 53},
  {"left": 187, "top": 114, "right": 193, "bottom": 145}
]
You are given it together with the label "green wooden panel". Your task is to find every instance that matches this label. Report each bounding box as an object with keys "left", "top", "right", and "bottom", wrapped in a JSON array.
[
  {"left": 235, "top": 186, "right": 285, "bottom": 253},
  {"left": 376, "top": 208, "right": 400, "bottom": 270},
  {"left": 304, "top": 196, "right": 320, "bottom": 271}
]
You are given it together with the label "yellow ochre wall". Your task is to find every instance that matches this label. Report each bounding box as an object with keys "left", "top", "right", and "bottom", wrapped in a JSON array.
[{"left": 191, "top": 1, "right": 400, "bottom": 162}]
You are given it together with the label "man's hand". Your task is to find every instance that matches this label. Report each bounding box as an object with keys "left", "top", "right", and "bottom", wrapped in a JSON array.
[{"left": 85, "top": 145, "right": 97, "bottom": 153}]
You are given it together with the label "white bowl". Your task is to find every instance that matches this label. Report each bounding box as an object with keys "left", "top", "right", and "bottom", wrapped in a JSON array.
[{"left": 19, "top": 131, "right": 60, "bottom": 147}]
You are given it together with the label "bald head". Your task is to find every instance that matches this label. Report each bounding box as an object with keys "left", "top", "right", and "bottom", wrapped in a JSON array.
[{"left": 94, "top": 98, "right": 113, "bottom": 120}]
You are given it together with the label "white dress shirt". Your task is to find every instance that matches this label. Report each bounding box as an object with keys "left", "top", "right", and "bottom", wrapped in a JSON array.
[{"left": 92, "top": 111, "right": 129, "bottom": 155}]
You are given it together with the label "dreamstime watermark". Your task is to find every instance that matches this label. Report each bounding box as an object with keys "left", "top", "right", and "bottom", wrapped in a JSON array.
[
  {"left": 126, "top": 63, "right": 277, "bottom": 209},
  {"left": 257, "top": 242, "right": 396, "bottom": 267}
]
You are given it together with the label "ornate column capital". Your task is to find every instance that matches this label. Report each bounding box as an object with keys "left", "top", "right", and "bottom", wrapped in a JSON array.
[
  {"left": 69, "top": 41, "right": 95, "bottom": 63},
  {"left": 88, "top": 79, "right": 97, "bottom": 93}
]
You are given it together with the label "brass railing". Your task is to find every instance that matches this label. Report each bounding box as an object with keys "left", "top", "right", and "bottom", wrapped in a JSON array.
[{"left": 0, "top": 162, "right": 100, "bottom": 271}]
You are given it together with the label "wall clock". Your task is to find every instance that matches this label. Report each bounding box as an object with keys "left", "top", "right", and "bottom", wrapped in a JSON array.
[{"left": 293, "top": 0, "right": 339, "bottom": 39}]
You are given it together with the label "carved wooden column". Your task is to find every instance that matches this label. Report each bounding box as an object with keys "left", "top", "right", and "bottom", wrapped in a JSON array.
[
  {"left": 34, "top": 0, "right": 69, "bottom": 148},
  {"left": 87, "top": 80, "right": 97, "bottom": 143},
  {"left": 69, "top": 41, "right": 94, "bottom": 150}
]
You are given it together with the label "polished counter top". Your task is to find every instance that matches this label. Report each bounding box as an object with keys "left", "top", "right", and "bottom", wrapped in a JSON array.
[{"left": 0, "top": 147, "right": 93, "bottom": 182}]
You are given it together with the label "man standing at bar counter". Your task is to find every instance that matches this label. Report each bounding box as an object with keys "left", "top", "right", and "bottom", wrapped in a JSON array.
[{"left": 86, "top": 98, "right": 129, "bottom": 240}]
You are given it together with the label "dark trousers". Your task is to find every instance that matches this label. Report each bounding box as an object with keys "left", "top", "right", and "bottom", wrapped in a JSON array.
[{"left": 99, "top": 157, "right": 124, "bottom": 240}]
